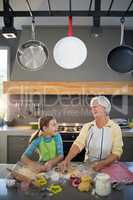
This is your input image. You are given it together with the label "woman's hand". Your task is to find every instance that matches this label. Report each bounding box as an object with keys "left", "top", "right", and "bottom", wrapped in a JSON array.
[
  {"left": 57, "top": 159, "right": 70, "bottom": 173},
  {"left": 91, "top": 160, "right": 106, "bottom": 171},
  {"left": 91, "top": 154, "right": 118, "bottom": 171}
]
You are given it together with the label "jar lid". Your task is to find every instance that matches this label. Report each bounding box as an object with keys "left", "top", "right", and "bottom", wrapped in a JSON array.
[{"left": 96, "top": 173, "right": 110, "bottom": 180}]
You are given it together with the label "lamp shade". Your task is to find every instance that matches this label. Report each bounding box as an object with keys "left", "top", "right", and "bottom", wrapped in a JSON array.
[{"left": 53, "top": 36, "right": 87, "bottom": 69}]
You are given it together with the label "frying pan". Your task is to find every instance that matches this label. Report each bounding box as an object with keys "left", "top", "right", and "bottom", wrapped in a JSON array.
[
  {"left": 17, "top": 0, "right": 48, "bottom": 71},
  {"left": 53, "top": 16, "right": 87, "bottom": 69},
  {"left": 107, "top": 17, "right": 133, "bottom": 73},
  {"left": 17, "top": 23, "right": 48, "bottom": 71}
]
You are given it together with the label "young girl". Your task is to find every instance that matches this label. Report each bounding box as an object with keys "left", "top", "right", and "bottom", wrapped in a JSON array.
[{"left": 21, "top": 116, "right": 64, "bottom": 172}]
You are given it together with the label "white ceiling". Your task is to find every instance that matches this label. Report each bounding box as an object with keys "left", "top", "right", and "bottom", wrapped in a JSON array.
[{"left": 0, "top": 0, "right": 133, "bottom": 29}]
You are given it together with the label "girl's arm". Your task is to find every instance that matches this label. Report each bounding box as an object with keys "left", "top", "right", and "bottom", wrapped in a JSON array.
[
  {"left": 20, "top": 137, "right": 45, "bottom": 172},
  {"left": 44, "top": 155, "right": 64, "bottom": 171},
  {"left": 21, "top": 154, "right": 46, "bottom": 172}
]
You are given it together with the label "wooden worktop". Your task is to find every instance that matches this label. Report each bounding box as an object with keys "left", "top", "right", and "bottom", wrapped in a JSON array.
[{"left": 3, "top": 81, "right": 133, "bottom": 95}]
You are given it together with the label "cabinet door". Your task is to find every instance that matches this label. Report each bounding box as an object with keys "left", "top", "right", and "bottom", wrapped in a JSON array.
[
  {"left": 120, "top": 137, "right": 133, "bottom": 162},
  {"left": 7, "top": 136, "right": 38, "bottom": 164}
]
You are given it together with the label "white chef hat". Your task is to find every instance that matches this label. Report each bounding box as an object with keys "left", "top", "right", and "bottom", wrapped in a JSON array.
[{"left": 90, "top": 96, "right": 111, "bottom": 115}]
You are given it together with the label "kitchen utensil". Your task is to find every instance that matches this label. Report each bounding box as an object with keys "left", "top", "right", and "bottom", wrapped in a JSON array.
[
  {"left": 107, "top": 17, "right": 133, "bottom": 73},
  {"left": 17, "top": 0, "right": 48, "bottom": 71},
  {"left": 53, "top": 16, "right": 87, "bottom": 69}
]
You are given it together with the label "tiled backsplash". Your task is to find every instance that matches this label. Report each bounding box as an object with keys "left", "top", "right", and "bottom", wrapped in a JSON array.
[{"left": 6, "top": 95, "right": 133, "bottom": 125}]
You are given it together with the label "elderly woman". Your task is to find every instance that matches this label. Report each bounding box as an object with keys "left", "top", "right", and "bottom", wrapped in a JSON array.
[{"left": 59, "top": 96, "right": 123, "bottom": 172}]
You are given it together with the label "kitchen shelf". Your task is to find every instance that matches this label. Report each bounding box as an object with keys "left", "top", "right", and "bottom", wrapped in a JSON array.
[{"left": 3, "top": 81, "right": 133, "bottom": 95}]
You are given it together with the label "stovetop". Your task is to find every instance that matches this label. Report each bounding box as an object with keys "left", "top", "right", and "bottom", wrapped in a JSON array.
[{"left": 58, "top": 123, "right": 83, "bottom": 133}]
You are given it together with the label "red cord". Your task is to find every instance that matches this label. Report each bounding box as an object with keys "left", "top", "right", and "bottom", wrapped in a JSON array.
[{"left": 68, "top": 16, "right": 73, "bottom": 36}]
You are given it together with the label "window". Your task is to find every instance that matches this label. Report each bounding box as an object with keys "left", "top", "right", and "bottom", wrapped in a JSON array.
[{"left": 0, "top": 48, "right": 9, "bottom": 119}]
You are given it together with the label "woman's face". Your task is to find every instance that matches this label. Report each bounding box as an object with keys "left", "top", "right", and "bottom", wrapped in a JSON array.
[
  {"left": 90, "top": 101, "right": 106, "bottom": 118},
  {"left": 43, "top": 119, "right": 58, "bottom": 135}
]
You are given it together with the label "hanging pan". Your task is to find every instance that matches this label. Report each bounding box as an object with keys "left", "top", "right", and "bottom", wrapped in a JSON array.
[
  {"left": 53, "top": 16, "right": 87, "bottom": 69},
  {"left": 17, "top": 0, "right": 48, "bottom": 71},
  {"left": 107, "top": 17, "right": 133, "bottom": 73}
]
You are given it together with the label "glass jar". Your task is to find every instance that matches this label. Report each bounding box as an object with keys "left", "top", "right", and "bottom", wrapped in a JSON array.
[{"left": 95, "top": 173, "right": 111, "bottom": 196}]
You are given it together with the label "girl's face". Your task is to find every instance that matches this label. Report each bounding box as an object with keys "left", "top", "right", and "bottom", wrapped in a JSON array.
[
  {"left": 42, "top": 119, "right": 58, "bottom": 135},
  {"left": 90, "top": 101, "right": 106, "bottom": 118}
]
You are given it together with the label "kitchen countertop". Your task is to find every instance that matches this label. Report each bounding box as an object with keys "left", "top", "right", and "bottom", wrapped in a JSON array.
[
  {"left": 0, "top": 125, "right": 32, "bottom": 132},
  {"left": 0, "top": 162, "right": 133, "bottom": 178},
  {"left": 0, "top": 125, "right": 133, "bottom": 136},
  {"left": 0, "top": 125, "right": 133, "bottom": 132},
  {"left": 0, "top": 162, "right": 133, "bottom": 200}
]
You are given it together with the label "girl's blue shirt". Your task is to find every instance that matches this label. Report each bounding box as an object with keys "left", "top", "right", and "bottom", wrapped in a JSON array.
[{"left": 23, "top": 133, "right": 64, "bottom": 157}]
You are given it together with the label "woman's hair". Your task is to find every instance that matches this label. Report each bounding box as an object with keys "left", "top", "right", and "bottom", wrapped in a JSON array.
[
  {"left": 90, "top": 96, "right": 111, "bottom": 115},
  {"left": 29, "top": 116, "right": 54, "bottom": 144}
]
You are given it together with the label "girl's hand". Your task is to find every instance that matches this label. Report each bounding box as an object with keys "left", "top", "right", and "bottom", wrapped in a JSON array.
[
  {"left": 43, "top": 160, "right": 53, "bottom": 172},
  {"left": 29, "top": 163, "right": 46, "bottom": 173}
]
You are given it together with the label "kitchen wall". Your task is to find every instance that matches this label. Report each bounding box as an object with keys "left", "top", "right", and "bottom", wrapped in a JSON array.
[
  {"left": 7, "top": 94, "right": 133, "bottom": 125},
  {"left": 0, "top": 26, "right": 133, "bottom": 81},
  {"left": 0, "top": 30, "right": 21, "bottom": 78},
  {"left": 0, "top": 26, "right": 133, "bottom": 124}
]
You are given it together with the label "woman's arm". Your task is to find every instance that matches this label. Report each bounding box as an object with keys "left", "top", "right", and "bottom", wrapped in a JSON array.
[
  {"left": 58, "top": 144, "right": 81, "bottom": 173},
  {"left": 58, "top": 124, "right": 90, "bottom": 173},
  {"left": 92, "top": 153, "right": 118, "bottom": 171},
  {"left": 92, "top": 124, "right": 123, "bottom": 171}
]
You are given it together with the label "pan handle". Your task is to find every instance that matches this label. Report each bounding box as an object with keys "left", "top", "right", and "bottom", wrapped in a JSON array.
[
  {"left": 31, "top": 17, "right": 35, "bottom": 40},
  {"left": 120, "top": 17, "right": 125, "bottom": 46}
]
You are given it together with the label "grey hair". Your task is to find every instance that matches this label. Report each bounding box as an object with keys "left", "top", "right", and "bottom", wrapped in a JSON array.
[{"left": 90, "top": 96, "right": 111, "bottom": 115}]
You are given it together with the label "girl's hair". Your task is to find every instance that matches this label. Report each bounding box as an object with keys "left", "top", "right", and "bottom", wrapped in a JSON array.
[{"left": 29, "top": 116, "right": 54, "bottom": 144}]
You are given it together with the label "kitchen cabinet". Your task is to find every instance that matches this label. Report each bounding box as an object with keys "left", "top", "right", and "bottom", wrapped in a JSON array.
[
  {"left": 7, "top": 134, "right": 85, "bottom": 163},
  {"left": 0, "top": 127, "right": 133, "bottom": 163},
  {"left": 7, "top": 135, "right": 29, "bottom": 163},
  {"left": 6, "top": 134, "right": 133, "bottom": 163},
  {"left": 120, "top": 137, "right": 133, "bottom": 162},
  {"left": 0, "top": 128, "right": 33, "bottom": 163}
]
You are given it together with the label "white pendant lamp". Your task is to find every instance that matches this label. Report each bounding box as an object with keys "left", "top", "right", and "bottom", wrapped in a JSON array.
[{"left": 53, "top": 16, "right": 87, "bottom": 69}]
